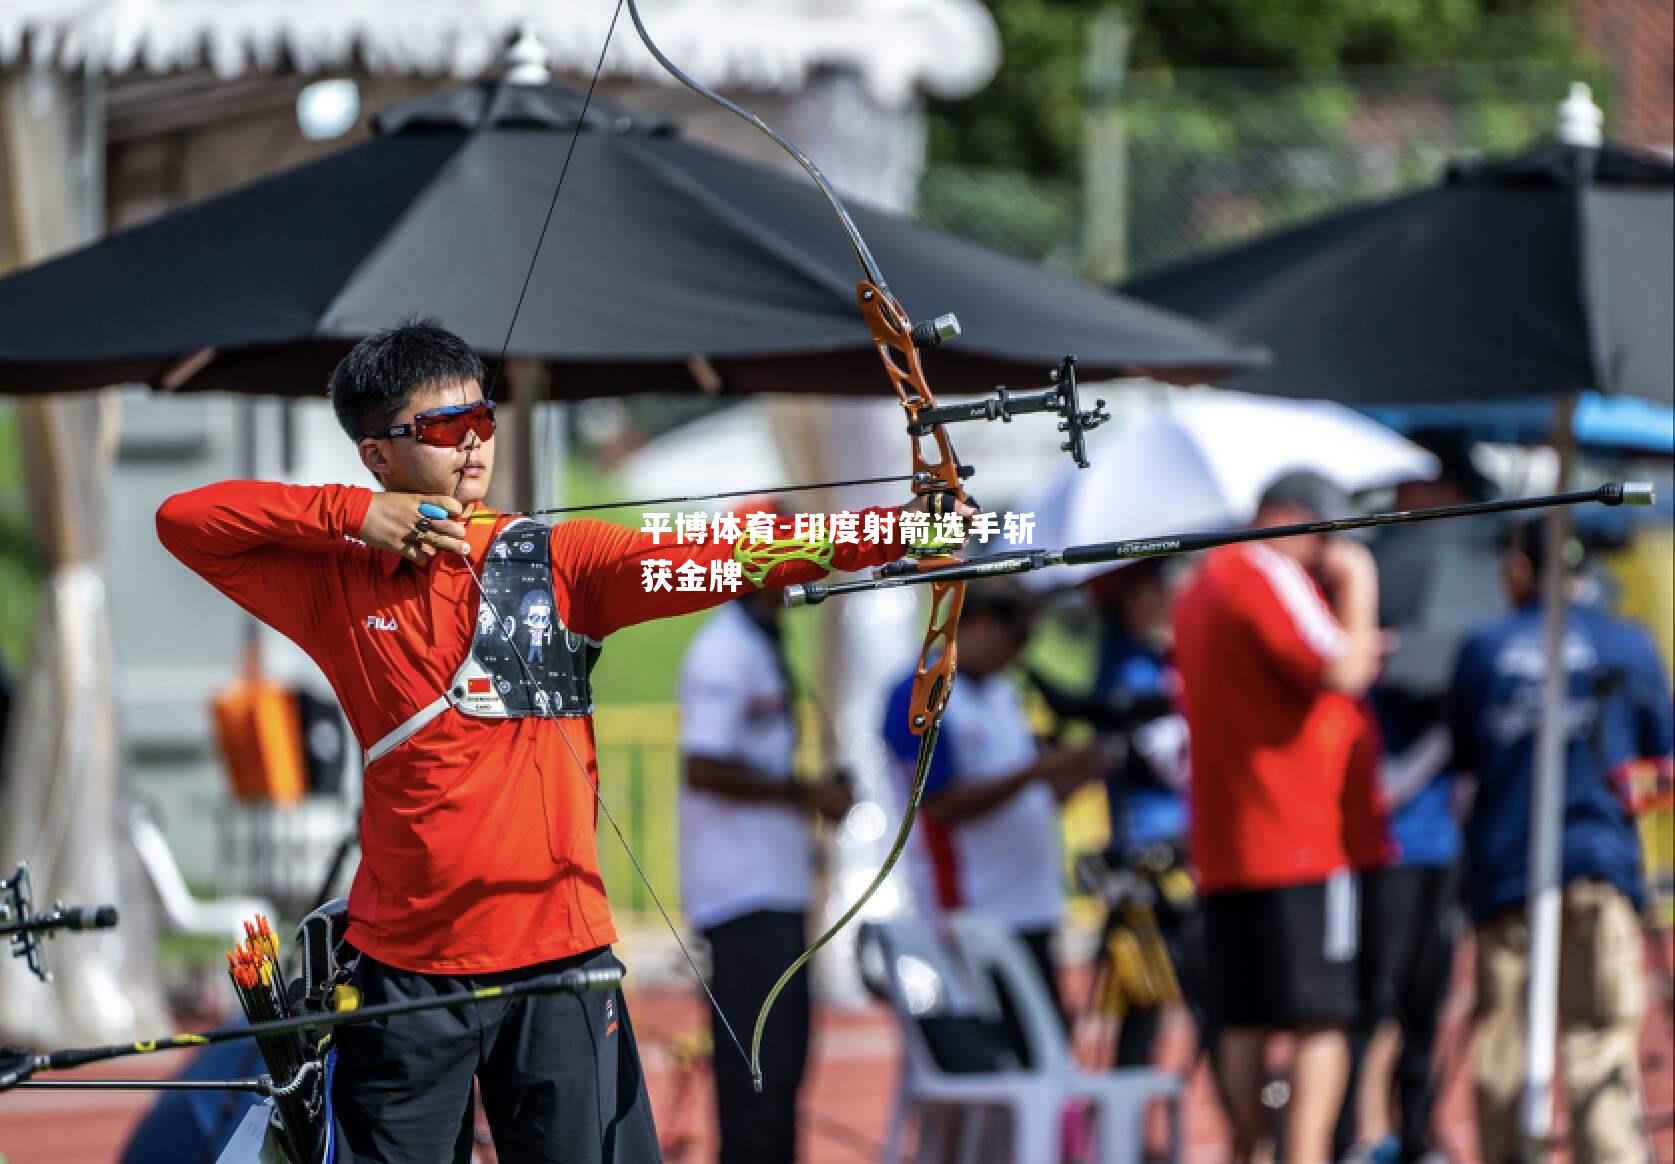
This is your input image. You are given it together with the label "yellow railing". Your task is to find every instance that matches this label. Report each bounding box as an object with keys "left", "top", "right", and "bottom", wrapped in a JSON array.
[{"left": 591, "top": 704, "right": 685, "bottom": 921}]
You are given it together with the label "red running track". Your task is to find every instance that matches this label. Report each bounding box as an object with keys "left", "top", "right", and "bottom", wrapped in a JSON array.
[{"left": 1, "top": 942, "right": 1669, "bottom": 1164}]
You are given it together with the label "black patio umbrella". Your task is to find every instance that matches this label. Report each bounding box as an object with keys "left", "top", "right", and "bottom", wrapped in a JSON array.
[
  {"left": 1122, "top": 140, "right": 1673, "bottom": 406},
  {"left": 0, "top": 79, "right": 1262, "bottom": 398}
]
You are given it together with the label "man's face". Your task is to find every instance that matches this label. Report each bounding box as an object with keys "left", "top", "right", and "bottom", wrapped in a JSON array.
[
  {"left": 358, "top": 378, "right": 495, "bottom": 505},
  {"left": 1256, "top": 502, "right": 1324, "bottom": 572},
  {"left": 957, "top": 611, "right": 1028, "bottom": 676}
]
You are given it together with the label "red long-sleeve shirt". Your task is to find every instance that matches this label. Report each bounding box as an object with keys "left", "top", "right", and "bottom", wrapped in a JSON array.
[{"left": 157, "top": 481, "right": 902, "bottom": 972}]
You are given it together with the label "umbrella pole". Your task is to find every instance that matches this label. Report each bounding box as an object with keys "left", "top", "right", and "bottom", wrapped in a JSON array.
[{"left": 1521, "top": 392, "right": 1577, "bottom": 1162}]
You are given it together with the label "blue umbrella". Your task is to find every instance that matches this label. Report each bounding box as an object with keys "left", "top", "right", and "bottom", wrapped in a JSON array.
[{"left": 1364, "top": 391, "right": 1674, "bottom": 457}]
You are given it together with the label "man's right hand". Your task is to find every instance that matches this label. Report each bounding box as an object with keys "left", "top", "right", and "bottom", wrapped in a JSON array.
[
  {"left": 1318, "top": 536, "right": 1378, "bottom": 603},
  {"left": 1317, "top": 536, "right": 1386, "bottom": 695},
  {"left": 360, "top": 493, "right": 471, "bottom": 563},
  {"left": 1040, "top": 742, "right": 1112, "bottom": 802},
  {"left": 797, "top": 777, "right": 856, "bottom": 822}
]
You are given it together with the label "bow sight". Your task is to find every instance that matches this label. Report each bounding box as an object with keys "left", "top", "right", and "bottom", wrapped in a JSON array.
[
  {"left": 903, "top": 340, "right": 1111, "bottom": 472},
  {"left": 1, "top": 862, "right": 119, "bottom": 983}
]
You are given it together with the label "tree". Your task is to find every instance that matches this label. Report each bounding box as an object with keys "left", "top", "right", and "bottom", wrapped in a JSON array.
[{"left": 927, "top": 0, "right": 1579, "bottom": 180}]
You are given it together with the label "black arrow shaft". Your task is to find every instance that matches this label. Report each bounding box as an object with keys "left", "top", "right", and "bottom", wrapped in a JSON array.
[
  {"left": 14, "top": 1077, "right": 274, "bottom": 1092},
  {"left": 1060, "top": 484, "right": 1639, "bottom": 567},
  {"left": 19, "top": 966, "right": 622, "bottom": 1079}
]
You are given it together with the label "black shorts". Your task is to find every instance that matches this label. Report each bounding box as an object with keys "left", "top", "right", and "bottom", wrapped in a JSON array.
[{"left": 1203, "top": 872, "right": 1360, "bottom": 1030}]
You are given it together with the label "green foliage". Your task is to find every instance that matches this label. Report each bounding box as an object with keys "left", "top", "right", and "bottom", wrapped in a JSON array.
[
  {"left": 1118, "top": 0, "right": 1576, "bottom": 71},
  {"left": 926, "top": 0, "right": 1098, "bottom": 179},
  {"left": 1115, "top": 57, "right": 1604, "bottom": 274},
  {"left": 559, "top": 448, "right": 827, "bottom": 706},
  {"left": 916, "top": 164, "right": 1079, "bottom": 265},
  {"left": 925, "top": 0, "right": 1583, "bottom": 181},
  {"left": 0, "top": 404, "right": 41, "bottom": 672}
]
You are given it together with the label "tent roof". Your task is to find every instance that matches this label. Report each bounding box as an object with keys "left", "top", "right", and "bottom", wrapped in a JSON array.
[{"left": 0, "top": 0, "right": 998, "bottom": 109}]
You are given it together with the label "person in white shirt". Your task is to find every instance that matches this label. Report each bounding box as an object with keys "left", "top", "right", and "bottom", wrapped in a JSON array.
[
  {"left": 678, "top": 584, "right": 851, "bottom": 1164},
  {"left": 882, "top": 582, "right": 1110, "bottom": 1042}
]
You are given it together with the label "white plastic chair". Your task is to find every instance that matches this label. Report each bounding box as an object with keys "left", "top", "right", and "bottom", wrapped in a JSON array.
[
  {"left": 945, "top": 911, "right": 1184, "bottom": 1164},
  {"left": 861, "top": 916, "right": 1182, "bottom": 1164},
  {"left": 128, "top": 801, "right": 277, "bottom": 942}
]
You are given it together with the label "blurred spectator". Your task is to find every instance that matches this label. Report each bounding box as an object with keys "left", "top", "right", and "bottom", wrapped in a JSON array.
[
  {"left": 1337, "top": 437, "right": 1504, "bottom": 1164},
  {"left": 883, "top": 582, "right": 1110, "bottom": 1051},
  {"left": 1450, "top": 520, "right": 1673, "bottom": 1164},
  {"left": 678, "top": 582, "right": 852, "bottom": 1164},
  {"left": 1173, "top": 471, "right": 1386, "bottom": 1164},
  {"left": 1086, "top": 559, "right": 1193, "bottom": 866}
]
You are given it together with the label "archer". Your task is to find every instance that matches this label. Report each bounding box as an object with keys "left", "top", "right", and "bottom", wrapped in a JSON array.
[{"left": 155, "top": 319, "right": 943, "bottom": 1163}]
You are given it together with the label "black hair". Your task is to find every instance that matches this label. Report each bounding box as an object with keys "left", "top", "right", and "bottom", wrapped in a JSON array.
[
  {"left": 1407, "top": 428, "right": 1496, "bottom": 501},
  {"left": 963, "top": 581, "right": 1035, "bottom": 636},
  {"left": 1503, "top": 516, "right": 1587, "bottom": 576},
  {"left": 1257, "top": 470, "right": 1353, "bottom": 521},
  {"left": 328, "top": 319, "right": 485, "bottom": 441}
]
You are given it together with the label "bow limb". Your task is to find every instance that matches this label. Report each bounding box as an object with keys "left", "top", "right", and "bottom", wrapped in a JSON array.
[{"left": 745, "top": 289, "right": 969, "bottom": 1090}]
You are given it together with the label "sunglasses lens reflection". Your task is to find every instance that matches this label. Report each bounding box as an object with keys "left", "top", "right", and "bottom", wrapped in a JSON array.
[{"left": 416, "top": 403, "right": 495, "bottom": 447}]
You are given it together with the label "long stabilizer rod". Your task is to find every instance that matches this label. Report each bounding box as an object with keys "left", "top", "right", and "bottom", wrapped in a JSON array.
[
  {"left": 785, "top": 483, "right": 1656, "bottom": 606},
  {"left": 0, "top": 965, "right": 623, "bottom": 1090}
]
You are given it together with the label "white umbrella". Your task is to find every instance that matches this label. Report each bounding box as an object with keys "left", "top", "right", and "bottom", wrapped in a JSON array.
[{"left": 1018, "top": 389, "right": 1438, "bottom": 588}]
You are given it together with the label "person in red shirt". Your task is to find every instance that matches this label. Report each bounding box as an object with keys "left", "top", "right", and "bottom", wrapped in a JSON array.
[
  {"left": 1172, "top": 472, "right": 1386, "bottom": 1164},
  {"left": 156, "top": 320, "right": 922, "bottom": 1164}
]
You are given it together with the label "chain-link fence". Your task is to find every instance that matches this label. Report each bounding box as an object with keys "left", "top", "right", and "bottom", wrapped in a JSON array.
[{"left": 918, "top": 57, "right": 1608, "bottom": 286}]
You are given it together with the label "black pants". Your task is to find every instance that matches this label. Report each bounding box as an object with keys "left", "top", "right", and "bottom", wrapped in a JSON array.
[
  {"left": 1333, "top": 864, "right": 1460, "bottom": 1163},
  {"left": 1113, "top": 896, "right": 1212, "bottom": 1069},
  {"left": 988, "top": 927, "right": 1066, "bottom": 1069},
  {"left": 328, "top": 946, "right": 660, "bottom": 1164},
  {"left": 704, "top": 910, "right": 811, "bottom": 1164}
]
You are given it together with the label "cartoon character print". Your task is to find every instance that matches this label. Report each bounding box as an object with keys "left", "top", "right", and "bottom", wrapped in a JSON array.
[
  {"left": 519, "top": 590, "right": 554, "bottom": 665},
  {"left": 476, "top": 605, "right": 498, "bottom": 638}
]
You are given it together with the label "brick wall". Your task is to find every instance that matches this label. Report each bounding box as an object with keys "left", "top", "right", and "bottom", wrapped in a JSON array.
[{"left": 1576, "top": 0, "right": 1675, "bottom": 149}]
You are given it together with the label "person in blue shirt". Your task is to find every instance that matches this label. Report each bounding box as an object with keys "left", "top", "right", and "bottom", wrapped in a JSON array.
[
  {"left": 881, "top": 583, "right": 1108, "bottom": 1061},
  {"left": 1022, "top": 560, "right": 1202, "bottom": 1073},
  {"left": 1086, "top": 560, "right": 1200, "bottom": 1072},
  {"left": 1091, "top": 560, "right": 1192, "bottom": 856},
  {"left": 1450, "top": 520, "right": 1673, "bottom": 1164}
]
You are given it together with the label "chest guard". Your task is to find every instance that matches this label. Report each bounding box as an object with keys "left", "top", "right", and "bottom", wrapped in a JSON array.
[
  {"left": 364, "top": 519, "right": 601, "bottom": 766},
  {"left": 451, "top": 519, "right": 600, "bottom": 718}
]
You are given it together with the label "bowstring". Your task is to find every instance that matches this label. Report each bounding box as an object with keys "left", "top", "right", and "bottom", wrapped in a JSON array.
[
  {"left": 465, "top": 0, "right": 753, "bottom": 1074},
  {"left": 480, "top": 1, "right": 623, "bottom": 405}
]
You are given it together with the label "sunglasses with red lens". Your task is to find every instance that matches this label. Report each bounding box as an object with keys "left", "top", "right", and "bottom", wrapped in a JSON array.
[{"left": 368, "top": 400, "right": 496, "bottom": 447}]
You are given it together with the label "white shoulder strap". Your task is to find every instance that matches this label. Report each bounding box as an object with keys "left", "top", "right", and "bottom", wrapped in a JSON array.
[{"left": 364, "top": 695, "right": 449, "bottom": 767}]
